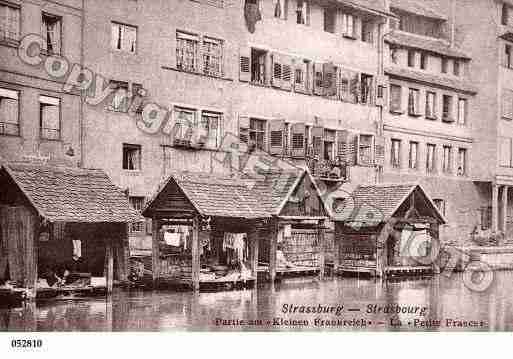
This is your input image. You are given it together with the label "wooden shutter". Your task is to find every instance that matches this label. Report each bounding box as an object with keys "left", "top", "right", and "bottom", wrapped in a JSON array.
[
  {"left": 239, "top": 115, "right": 250, "bottom": 143},
  {"left": 349, "top": 72, "right": 360, "bottom": 103},
  {"left": 294, "top": 58, "right": 307, "bottom": 93},
  {"left": 311, "top": 126, "right": 324, "bottom": 158},
  {"left": 338, "top": 68, "right": 350, "bottom": 101},
  {"left": 323, "top": 63, "right": 337, "bottom": 97},
  {"left": 239, "top": 46, "right": 251, "bottom": 82},
  {"left": 337, "top": 130, "right": 357, "bottom": 165},
  {"left": 281, "top": 55, "right": 293, "bottom": 91},
  {"left": 272, "top": 53, "right": 283, "bottom": 88},
  {"left": 313, "top": 63, "right": 324, "bottom": 96},
  {"left": 375, "top": 136, "right": 385, "bottom": 166},
  {"left": 503, "top": 90, "right": 513, "bottom": 119},
  {"left": 269, "top": 119, "right": 286, "bottom": 155},
  {"left": 291, "top": 123, "right": 306, "bottom": 158}
]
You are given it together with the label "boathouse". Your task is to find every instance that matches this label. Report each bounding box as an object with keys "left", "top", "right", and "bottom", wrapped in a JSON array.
[
  {"left": 0, "top": 163, "right": 142, "bottom": 301},
  {"left": 333, "top": 183, "right": 446, "bottom": 278},
  {"left": 142, "top": 168, "right": 330, "bottom": 291}
]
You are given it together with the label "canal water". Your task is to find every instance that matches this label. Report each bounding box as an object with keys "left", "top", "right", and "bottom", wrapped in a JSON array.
[{"left": 1, "top": 271, "right": 512, "bottom": 331}]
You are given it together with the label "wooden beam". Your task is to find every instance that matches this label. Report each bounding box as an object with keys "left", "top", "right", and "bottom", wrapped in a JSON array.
[
  {"left": 318, "top": 219, "right": 326, "bottom": 280},
  {"left": 151, "top": 216, "right": 160, "bottom": 286},
  {"left": 105, "top": 240, "right": 114, "bottom": 295},
  {"left": 334, "top": 222, "right": 341, "bottom": 270},
  {"left": 269, "top": 220, "right": 278, "bottom": 283},
  {"left": 249, "top": 226, "right": 259, "bottom": 283},
  {"left": 24, "top": 209, "right": 37, "bottom": 300},
  {"left": 191, "top": 216, "right": 200, "bottom": 292}
]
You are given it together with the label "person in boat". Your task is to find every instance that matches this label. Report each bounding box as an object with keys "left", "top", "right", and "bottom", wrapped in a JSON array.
[{"left": 62, "top": 255, "right": 89, "bottom": 285}]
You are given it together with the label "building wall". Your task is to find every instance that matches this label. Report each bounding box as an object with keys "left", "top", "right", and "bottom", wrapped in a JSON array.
[{"left": 0, "top": 0, "right": 83, "bottom": 167}]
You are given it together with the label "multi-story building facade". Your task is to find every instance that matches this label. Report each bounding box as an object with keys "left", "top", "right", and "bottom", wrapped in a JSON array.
[{"left": 0, "top": 0, "right": 83, "bottom": 167}]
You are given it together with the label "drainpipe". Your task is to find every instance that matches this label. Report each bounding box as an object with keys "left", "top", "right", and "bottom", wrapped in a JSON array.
[{"left": 79, "top": 0, "right": 85, "bottom": 168}]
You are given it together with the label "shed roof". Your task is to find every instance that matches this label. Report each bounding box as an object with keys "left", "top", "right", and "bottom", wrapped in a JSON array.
[
  {"left": 385, "top": 66, "right": 477, "bottom": 94},
  {"left": 333, "top": 183, "right": 446, "bottom": 225},
  {"left": 1, "top": 163, "right": 143, "bottom": 223},
  {"left": 385, "top": 31, "right": 471, "bottom": 59},
  {"left": 143, "top": 169, "right": 327, "bottom": 220},
  {"left": 390, "top": 0, "right": 447, "bottom": 20}
]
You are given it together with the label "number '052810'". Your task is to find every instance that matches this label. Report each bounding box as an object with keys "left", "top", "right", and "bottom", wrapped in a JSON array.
[{"left": 11, "top": 339, "right": 43, "bottom": 348}]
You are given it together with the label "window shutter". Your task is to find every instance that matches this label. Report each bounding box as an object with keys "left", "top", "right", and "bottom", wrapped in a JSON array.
[
  {"left": 349, "top": 72, "right": 360, "bottom": 103},
  {"left": 313, "top": 62, "right": 324, "bottom": 96},
  {"left": 338, "top": 69, "right": 350, "bottom": 101},
  {"left": 281, "top": 55, "right": 293, "bottom": 91},
  {"left": 337, "top": 130, "right": 356, "bottom": 165},
  {"left": 239, "top": 115, "right": 250, "bottom": 143},
  {"left": 239, "top": 47, "right": 251, "bottom": 82},
  {"left": 294, "top": 58, "right": 307, "bottom": 93},
  {"left": 291, "top": 122, "right": 306, "bottom": 158},
  {"left": 375, "top": 136, "right": 385, "bottom": 166},
  {"left": 269, "top": 119, "right": 286, "bottom": 155},
  {"left": 311, "top": 126, "right": 324, "bottom": 158},
  {"left": 272, "top": 53, "right": 283, "bottom": 88},
  {"left": 502, "top": 90, "right": 513, "bottom": 119}
]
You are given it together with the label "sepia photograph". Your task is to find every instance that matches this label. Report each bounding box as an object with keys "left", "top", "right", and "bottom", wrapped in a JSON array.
[{"left": 0, "top": 0, "right": 512, "bottom": 345}]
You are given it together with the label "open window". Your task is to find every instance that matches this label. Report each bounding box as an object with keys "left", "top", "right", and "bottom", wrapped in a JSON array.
[
  {"left": 42, "top": 13, "right": 62, "bottom": 55},
  {"left": 39, "top": 95, "right": 61, "bottom": 140},
  {"left": 122, "top": 144, "right": 142, "bottom": 171}
]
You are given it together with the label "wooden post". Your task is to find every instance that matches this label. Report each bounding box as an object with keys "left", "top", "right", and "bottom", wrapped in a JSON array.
[
  {"left": 105, "top": 240, "right": 114, "bottom": 295},
  {"left": 191, "top": 216, "right": 200, "bottom": 292},
  {"left": 334, "top": 222, "right": 341, "bottom": 273},
  {"left": 151, "top": 216, "right": 160, "bottom": 286},
  {"left": 318, "top": 219, "right": 325, "bottom": 280},
  {"left": 492, "top": 184, "right": 499, "bottom": 233},
  {"left": 269, "top": 219, "right": 278, "bottom": 283},
  {"left": 501, "top": 186, "right": 508, "bottom": 234},
  {"left": 431, "top": 222, "right": 441, "bottom": 274},
  {"left": 23, "top": 208, "right": 37, "bottom": 300},
  {"left": 249, "top": 224, "right": 259, "bottom": 284}
]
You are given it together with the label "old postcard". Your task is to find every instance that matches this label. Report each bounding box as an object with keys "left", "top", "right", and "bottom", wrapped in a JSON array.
[{"left": 0, "top": 0, "right": 512, "bottom": 341}]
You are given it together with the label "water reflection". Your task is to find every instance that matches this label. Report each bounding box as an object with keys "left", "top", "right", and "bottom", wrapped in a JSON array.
[{"left": 1, "top": 271, "right": 512, "bottom": 331}]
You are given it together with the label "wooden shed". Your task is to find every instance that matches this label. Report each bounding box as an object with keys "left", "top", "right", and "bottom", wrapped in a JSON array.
[
  {"left": 0, "top": 163, "right": 142, "bottom": 301},
  {"left": 333, "top": 183, "right": 446, "bottom": 278},
  {"left": 142, "top": 168, "right": 330, "bottom": 291}
]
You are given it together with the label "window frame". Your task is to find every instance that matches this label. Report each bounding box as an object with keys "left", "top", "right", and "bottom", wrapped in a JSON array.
[
  {"left": 408, "top": 141, "right": 419, "bottom": 170},
  {"left": 500, "top": 136, "right": 513, "bottom": 168},
  {"left": 389, "top": 84, "right": 402, "bottom": 114},
  {"left": 425, "top": 91, "right": 437, "bottom": 119},
  {"left": 442, "top": 145, "right": 452, "bottom": 174},
  {"left": 391, "top": 138, "right": 401, "bottom": 169},
  {"left": 0, "top": 87, "right": 20, "bottom": 136},
  {"left": 249, "top": 118, "right": 267, "bottom": 150},
  {"left": 457, "top": 98, "right": 467, "bottom": 125},
  {"left": 407, "top": 88, "right": 421, "bottom": 116},
  {"left": 296, "top": 0, "right": 309, "bottom": 26},
  {"left": 122, "top": 143, "right": 142, "bottom": 171},
  {"left": 457, "top": 147, "right": 467, "bottom": 176},
  {"left": 111, "top": 21, "right": 137, "bottom": 54},
  {"left": 426, "top": 143, "right": 436, "bottom": 174},
  {"left": 407, "top": 50, "right": 415, "bottom": 68},
  {"left": 128, "top": 196, "right": 146, "bottom": 233},
  {"left": 0, "top": 2, "right": 20, "bottom": 45},
  {"left": 200, "top": 110, "right": 223, "bottom": 149},
  {"left": 41, "top": 12, "right": 62, "bottom": 55},
  {"left": 39, "top": 95, "right": 61, "bottom": 141}
]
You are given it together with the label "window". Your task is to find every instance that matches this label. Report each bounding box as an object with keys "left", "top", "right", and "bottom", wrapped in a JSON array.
[
  {"left": 390, "top": 84, "right": 402, "bottom": 113},
  {"left": 500, "top": 137, "right": 513, "bottom": 167},
  {"left": 442, "top": 95, "right": 453, "bottom": 122},
  {"left": 249, "top": 118, "right": 266, "bottom": 150},
  {"left": 324, "top": 7, "right": 335, "bottom": 33},
  {"left": 453, "top": 60, "right": 460, "bottom": 76},
  {"left": 39, "top": 96, "right": 60, "bottom": 140},
  {"left": 426, "top": 144, "right": 436, "bottom": 173},
  {"left": 503, "top": 4, "right": 509, "bottom": 26},
  {"left": 0, "top": 2, "right": 19, "bottom": 43},
  {"left": 342, "top": 13, "right": 355, "bottom": 38},
  {"left": 323, "top": 129, "right": 335, "bottom": 161},
  {"left": 360, "top": 74, "right": 373, "bottom": 104},
  {"left": 420, "top": 52, "right": 427, "bottom": 70},
  {"left": 433, "top": 199, "right": 445, "bottom": 217},
  {"left": 123, "top": 144, "right": 142, "bottom": 170},
  {"left": 361, "top": 20, "right": 373, "bottom": 43},
  {"left": 442, "top": 145, "right": 452, "bottom": 173},
  {"left": 426, "top": 92, "right": 436, "bottom": 119},
  {"left": 409, "top": 141, "right": 418, "bottom": 169},
  {"left": 202, "top": 37, "right": 223, "bottom": 77},
  {"left": 111, "top": 22, "right": 137, "bottom": 53},
  {"left": 457, "top": 148, "right": 467, "bottom": 176},
  {"left": 391, "top": 139, "right": 401, "bottom": 168},
  {"left": 200, "top": 111, "right": 222, "bottom": 148},
  {"left": 502, "top": 89, "right": 513, "bottom": 119},
  {"left": 176, "top": 31, "right": 199, "bottom": 72},
  {"left": 273, "top": 0, "right": 287, "bottom": 19},
  {"left": 408, "top": 88, "right": 420, "bottom": 116},
  {"left": 358, "top": 134, "right": 373, "bottom": 166},
  {"left": 441, "top": 58, "right": 448, "bottom": 74},
  {"left": 407, "top": 50, "right": 415, "bottom": 67},
  {"left": 481, "top": 206, "right": 492, "bottom": 230},
  {"left": 0, "top": 88, "right": 19, "bottom": 136},
  {"left": 173, "top": 107, "right": 196, "bottom": 143},
  {"left": 457, "top": 98, "right": 467, "bottom": 125},
  {"left": 505, "top": 44, "right": 512, "bottom": 69},
  {"left": 42, "top": 13, "right": 62, "bottom": 55},
  {"left": 251, "top": 48, "right": 267, "bottom": 85},
  {"left": 107, "top": 81, "right": 142, "bottom": 112},
  {"left": 129, "top": 197, "right": 145, "bottom": 233},
  {"left": 296, "top": 0, "right": 309, "bottom": 25}
]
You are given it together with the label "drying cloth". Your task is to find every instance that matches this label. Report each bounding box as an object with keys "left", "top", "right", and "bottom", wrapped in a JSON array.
[
  {"left": 244, "top": 3, "right": 261, "bottom": 33},
  {"left": 72, "top": 239, "right": 82, "bottom": 258}
]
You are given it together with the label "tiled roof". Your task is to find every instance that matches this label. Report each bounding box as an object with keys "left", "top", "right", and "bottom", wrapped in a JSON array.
[
  {"left": 144, "top": 168, "right": 318, "bottom": 219},
  {"left": 338, "top": 0, "right": 391, "bottom": 15},
  {"left": 390, "top": 0, "right": 447, "bottom": 20},
  {"left": 385, "top": 66, "right": 477, "bottom": 94},
  {"left": 385, "top": 31, "right": 470, "bottom": 59},
  {"left": 333, "top": 183, "right": 445, "bottom": 224},
  {"left": 3, "top": 163, "right": 143, "bottom": 223}
]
